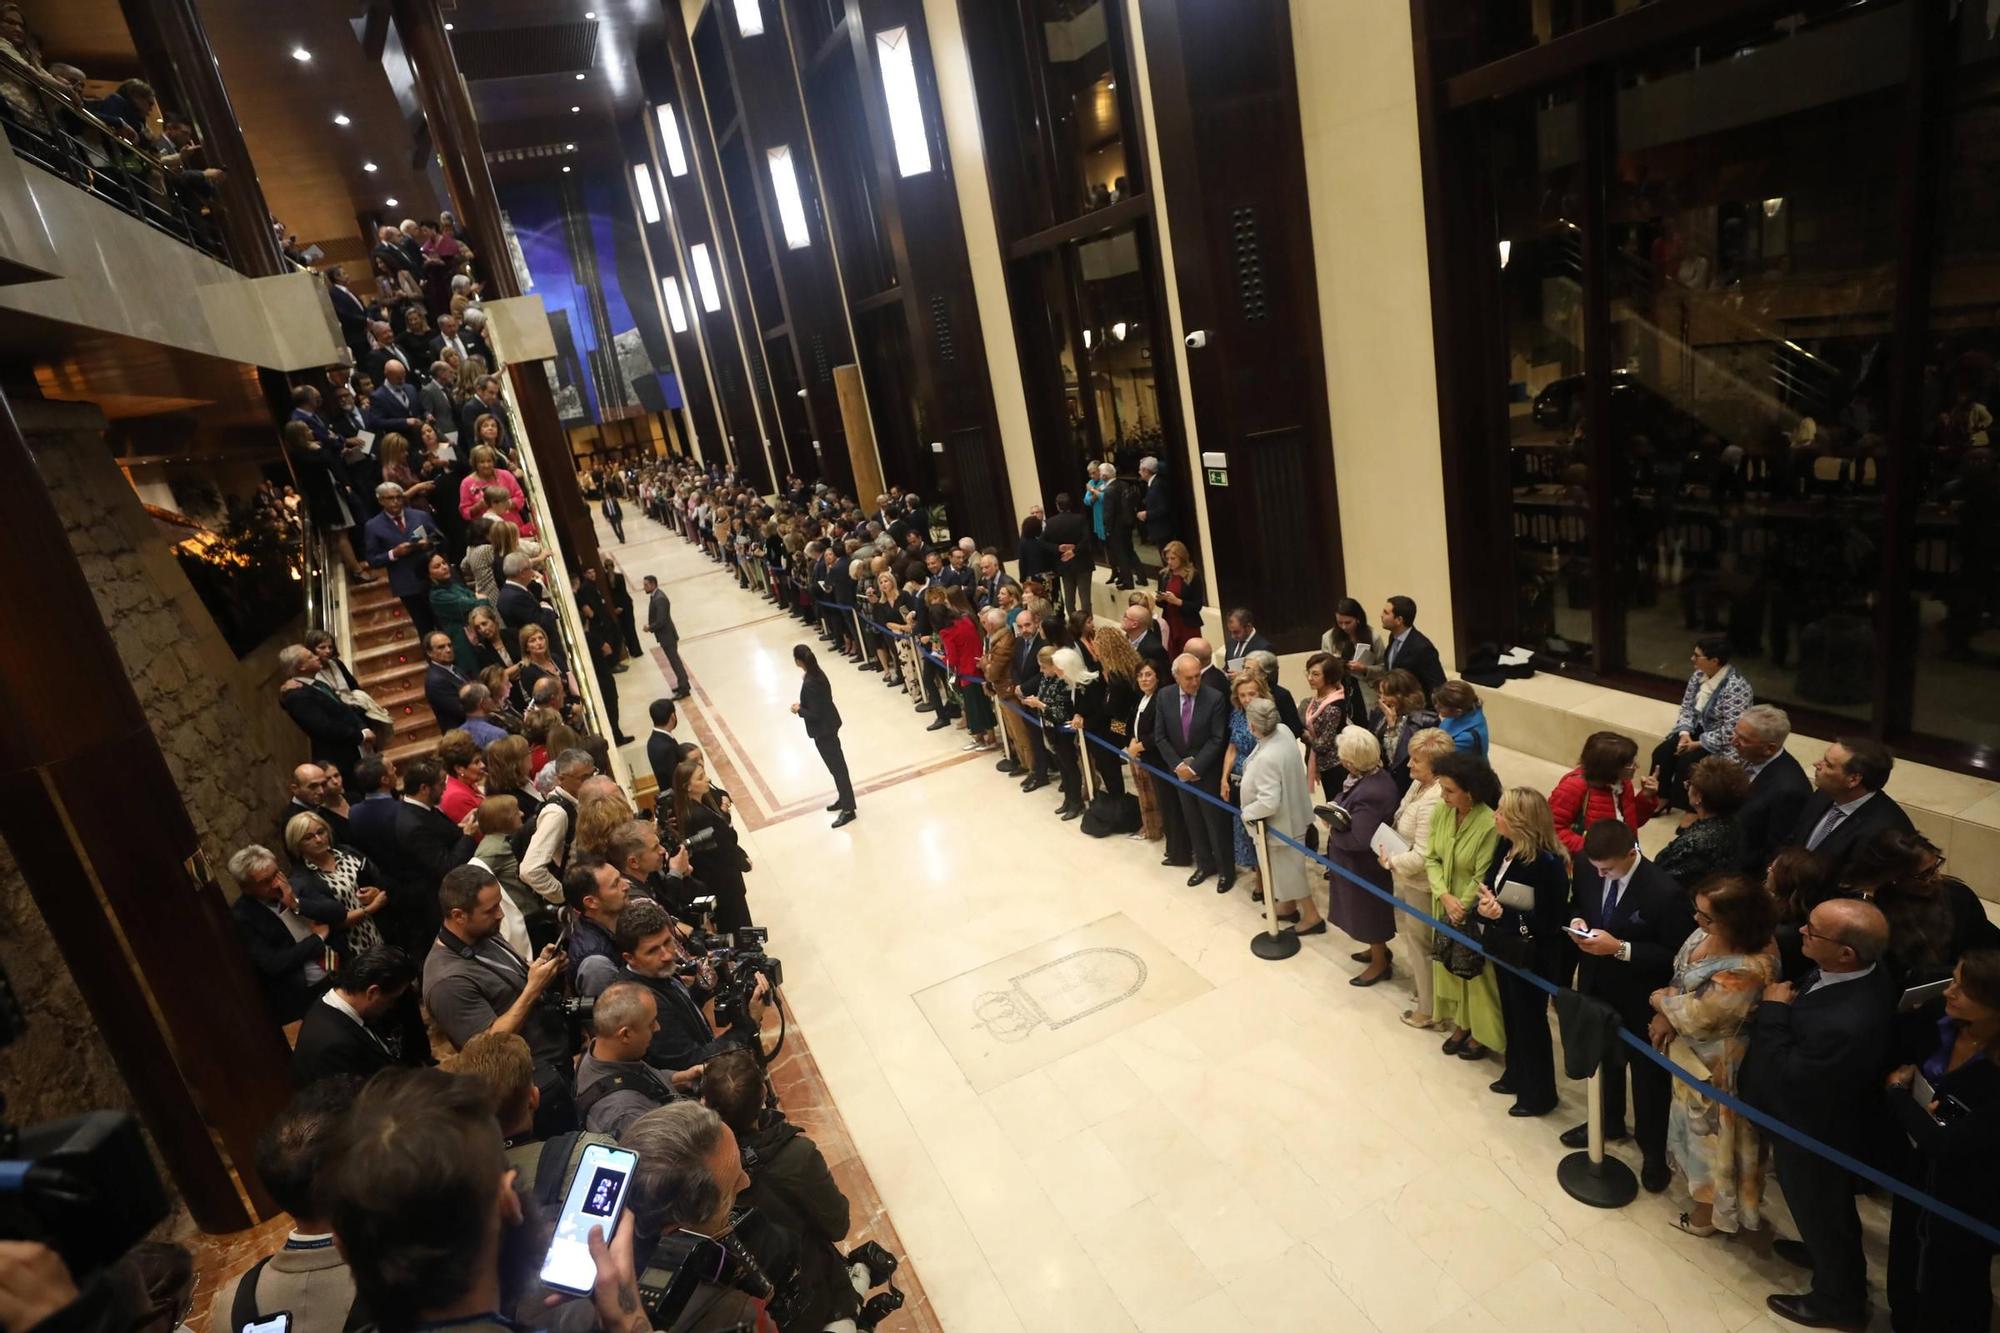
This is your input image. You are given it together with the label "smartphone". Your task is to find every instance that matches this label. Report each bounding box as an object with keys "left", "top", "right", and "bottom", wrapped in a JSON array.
[
  {"left": 539, "top": 1144, "right": 640, "bottom": 1295},
  {"left": 1563, "top": 924, "right": 1597, "bottom": 939},
  {"left": 244, "top": 1316, "right": 292, "bottom": 1333}
]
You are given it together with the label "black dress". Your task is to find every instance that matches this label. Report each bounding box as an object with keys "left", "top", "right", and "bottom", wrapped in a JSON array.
[
  {"left": 684, "top": 799, "right": 753, "bottom": 933},
  {"left": 1478, "top": 842, "right": 1572, "bottom": 1115}
]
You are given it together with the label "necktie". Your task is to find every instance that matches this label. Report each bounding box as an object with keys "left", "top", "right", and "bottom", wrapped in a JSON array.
[
  {"left": 1604, "top": 875, "right": 1623, "bottom": 917},
  {"left": 1180, "top": 694, "right": 1194, "bottom": 736},
  {"left": 1807, "top": 803, "right": 1849, "bottom": 850}
]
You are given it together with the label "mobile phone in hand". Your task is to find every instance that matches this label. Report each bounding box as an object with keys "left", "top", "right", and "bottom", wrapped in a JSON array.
[{"left": 540, "top": 1144, "right": 639, "bottom": 1295}]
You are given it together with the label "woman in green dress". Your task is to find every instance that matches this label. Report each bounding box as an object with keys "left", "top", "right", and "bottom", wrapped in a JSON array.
[
  {"left": 1426, "top": 750, "right": 1506, "bottom": 1060},
  {"left": 425, "top": 551, "right": 490, "bottom": 668}
]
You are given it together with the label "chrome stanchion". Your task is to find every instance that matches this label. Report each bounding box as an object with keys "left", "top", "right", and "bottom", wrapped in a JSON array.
[
  {"left": 1249, "top": 819, "right": 1300, "bottom": 960},
  {"left": 1557, "top": 1070, "right": 1639, "bottom": 1207}
]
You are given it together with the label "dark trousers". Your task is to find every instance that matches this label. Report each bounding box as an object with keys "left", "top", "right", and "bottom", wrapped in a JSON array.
[
  {"left": 399, "top": 591, "right": 437, "bottom": 637},
  {"left": 1773, "top": 1140, "right": 1868, "bottom": 1315},
  {"left": 1054, "top": 560, "right": 1086, "bottom": 613},
  {"left": 1085, "top": 734, "right": 1125, "bottom": 798},
  {"left": 533, "top": 1061, "right": 578, "bottom": 1137},
  {"left": 1497, "top": 959, "right": 1558, "bottom": 1112},
  {"left": 1107, "top": 525, "right": 1139, "bottom": 588},
  {"left": 656, "top": 634, "right": 691, "bottom": 693},
  {"left": 1177, "top": 774, "right": 1232, "bottom": 875},
  {"left": 816, "top": 732, "right": 856, "bottom": 811},
  {"left": 620, "top": 611, "right": 642, "bottom": 658},
  {"left": 1888, "top": 1191, "right": 1995, "bottom": 1332},
  {"left": 1648, "top": 733, "right": 1700, "bottom": 810},
  {"left": 1047, "top": 730, "right": 1082, "bottom": 806},
  {"left": 1596, "top": 1027, "right": 1672, "bottom": 1168},
  {"left": 593, "top": 655, "right": 625, "bottom": 738}
]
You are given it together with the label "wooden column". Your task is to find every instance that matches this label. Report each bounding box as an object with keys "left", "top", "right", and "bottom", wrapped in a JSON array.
[
  {"left": 389, "top": 0, "right": 601, "bottom": 573},
  {"left": 0, "top": 388, "right": 289, "bottom": 1230},
  {"left": 118, "top": 0, "right": 287, "bottom": 276}
]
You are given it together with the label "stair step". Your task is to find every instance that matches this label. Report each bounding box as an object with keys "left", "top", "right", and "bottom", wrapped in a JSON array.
[
  {"left": 386, "top": 735, "right": 442, "bottom": 766},
  {"left": 354, "top": 619, "right": 420, "bottom": 652},
  {"left": 356, "top": 639, "right": 427, "bottom": 673}
]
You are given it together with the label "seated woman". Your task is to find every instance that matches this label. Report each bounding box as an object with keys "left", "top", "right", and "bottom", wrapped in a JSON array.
[
  {"left": 1648, "top": 874, "right": 1779, "bottom": 1238},
  {"left": 1652, "top": 755, "right": 1749, "bottom": 891},
  {"left": 1647, "top": 635, "right": 1753, "bottom": 811},
  {"left": 1549, "top": 731, "right": 1659, "bottom": 856},
  {"left": 1433, "top": 680, "right": 1490, "bottom": 758}
]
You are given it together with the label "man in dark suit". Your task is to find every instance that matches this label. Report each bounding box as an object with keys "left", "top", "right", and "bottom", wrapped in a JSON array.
[
  {"left": 428, "top": 313, "right": 472, "bottom": 365},
  {"left": 360, "top": 482, "right": 446, "bottom": 635},
  {"left": 359, "top": 320, "right": 404, "bottom": 385},
  {"left": 346, "top": 755, "right": 401, "bottom": 856},
  {"left": 291, "top": 945, "right": 421, "bottom": 1087},
  {"left": 458, "top": 375, "right": 515, "bottom": 453},
  {"left": 1221, "top": 608, "right": 1273, "bottom": 675},
  {"left": 1152, "top": 653, "right": 1235, "bottom": 892},
  {"left": 227, "top": 844, "right": 333, "bottom": 1025},
  {"left": 1731, "top": 705, "right": 1812, "bottom": 874},
  {"left": 327, "top": 267, "right": 371, "bottom": 366},
  {"left": 1561, "top": 818, "right": 1696, "bottom": 1192},
  {"left": 1782, "top": 737, "right": 1913, "bottom": 874},
  {"left": 1740, "top": 899, "right": 1894, "bottom": 1330},
  {"left": 1122, "top": 604, "right": 1171, "bottom": 675},
  {"left": 975, "top": 552, "right": 1007, "bottom": 609},
  {"left": 1043, "top": 493, "right": 1091, "bottom": 613},
  {"left": 1247, "top": 650, "right": 1304, "bottom": 737},
  {"left": 1378, "top": 595, "right": 1446, "bottom": 702},
  {"left": 372, "top": 224, "right": 415, "bottom": 279},
  {"left": 365, "top": 757, "right": 477, "bottom": 949},
  {"left": 1186, "top": 638, "right": 1228, "bottom": 698},
  {"left": 646, "top": 698, "right": 682, "bottom": 795},
  {"left": 418, "top": 360, "right": 456, "bottom": 429},
  {"left": 365, "top": 359, "right": 427, "bottom": 438},
  {"left": 279, "top": 762, "right": 351, "bottom": 847},
  {"left": 1010, "top": 608, "right": 1050, "bottom": 790},
  {"left": 1137, "top": 455, "right": 1173, "bottom": 552},
  {"left": 642, "top": 575, "right": 692, "bottom": 698},
  {"left": 424, "top": 632, "right": 471, "bottom": 730}
]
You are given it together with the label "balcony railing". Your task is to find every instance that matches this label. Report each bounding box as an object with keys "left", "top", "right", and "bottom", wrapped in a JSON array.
[{"left": 0, "top": 44, "right": 228, "bottom": 262}]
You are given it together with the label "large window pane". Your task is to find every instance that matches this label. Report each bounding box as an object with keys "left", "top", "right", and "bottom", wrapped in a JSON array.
[
  {"left": 1496, "top": 91, "right": 1593, "bottom": 662},
  {"left": 1910, "top": 6, "right": 2000, "bottom": 750},
  {"left": 1609, "top": 2, "right": 1906, "bottom": 723},
  {"left": 1031, "top": 0, "right": 1132, "bottom": 220},
  {"left": 1074, "top": 228, "right": 1163, "bottom": 464}
]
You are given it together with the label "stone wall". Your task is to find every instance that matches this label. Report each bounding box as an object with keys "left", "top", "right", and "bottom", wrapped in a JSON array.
[{"left": 0, "top": 399, "right": 299, "bottom": 1153}]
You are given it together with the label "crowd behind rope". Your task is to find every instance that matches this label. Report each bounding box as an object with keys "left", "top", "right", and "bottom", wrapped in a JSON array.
[{"left": 626, "top": 454, "right": 2000, "bottom": 1333}]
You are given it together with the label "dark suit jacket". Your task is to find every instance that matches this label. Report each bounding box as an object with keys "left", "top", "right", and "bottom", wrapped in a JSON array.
[
  {"left": 1382, "top": 627, "right": 1446, "bottom": 701},
  {"left": 458, "top": 399, "right": 514, "bottom": 452},
  {"left": 1784, "top": 790, "right": 1916, "bottom": 872},
  {"left": 1012, "top": 633, "right": 1044, "bottom": 695},
  {"left": 1151, "top": 684, "right": 1228, "bottom": 788},
  {"left": 291, "top": 999, "right": 397, "bottom": 1087},
  {"left": 1142, "top": 474, "right": 1173, "bottom": 544},
  {"left": 1567, "top": 857, "right": 1695, "bottom": 1028},
  {"left": 278, "top": 798, "right": 351, "bottom": 848},
  {"left": 799, "top": 673, "right": 841, "bottom": 740},
  {"left": 1736, "top": 751, "right": 1812, "bottom": 873},
  {"left": 648, "top": 730, "right": 682, "bottom": 794},
  {"left": 1043, "top": 511, "right": 1090, "bottom": 559},
  {"left": 1739, "top": 965, "right": 1895, "bottom": 1151},
  {"left": 1222, "top": 631, "right": 1272, "bottom": 673},
  {"left": 231, "top": 894, "right": 336, "bottom": 1025},
  {"left": 347, "top": 794, "right": 401, "bottom": 864},
  {"left": 1131, "top": 627, "right": 1170, "bottom": 675},
  {"left": 279, "top": 681, "right": 367, "bottom": 780},
  {"left": 375, "top": 800, "right": 476, "bottom": 936},
  {"left": 1272, "top": 683, "right": 1303, "bottom": 740},
  {"left": 360, "top": 508, "right": 445, "bottom": 596},
  {"left": 1199, "top": 665, "right": 1228, "bottom": 698},
  {"left": 647, "top": 588, "right": 679, "bottom": 642},
  {"left": 426, "top": 663, "right": 471, "bottom": 730}
]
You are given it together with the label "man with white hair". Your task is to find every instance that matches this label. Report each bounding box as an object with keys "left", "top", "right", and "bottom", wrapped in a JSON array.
[
  {"left": 1731, "top": 704, "right": 1811, "bottom": 873},
  {"left": 1137, "top": 455, "right": 1173, "bottom": 557},
  {"left": 227, "top": 843, "right": 336, "bottom": 1024},
  {"left": 359, "top": 481, "right": 446, "bottom": 634}
]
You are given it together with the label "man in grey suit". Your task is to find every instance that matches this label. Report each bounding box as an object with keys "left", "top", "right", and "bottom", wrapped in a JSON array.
[
  {"left": 1152, "top": 653, "right": 1235, "bottom": 893},
  {"left": 418, "top": 361, "right": 456, "bottom": 433},
  {"left": 643, "top": 575, "right": 692, "bottom": 699}
]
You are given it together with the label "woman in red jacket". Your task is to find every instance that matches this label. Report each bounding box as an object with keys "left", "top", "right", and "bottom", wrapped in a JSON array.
[
  {"left": 939, "top": 596, "right": 996, "bottom": 750},
  {"left": 1549, "top": 730, "right": 1659, "bottom": 855}
]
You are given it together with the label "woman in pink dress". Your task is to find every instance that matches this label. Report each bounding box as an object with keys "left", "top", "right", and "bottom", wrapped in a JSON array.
[{"left": 457, "top": 436, "right": 536, "bottom": 538}]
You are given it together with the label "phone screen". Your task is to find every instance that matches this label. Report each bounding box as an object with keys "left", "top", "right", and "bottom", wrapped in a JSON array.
[
  {"left": 539, "top": 1144, "right": 639, "bottom": 1295},
  {"left": 1563, "top": 924, "right": 1596, "bottom": 939},
  {"left": 244, "top": 1315, "right": 292, "bottom": 1333}
]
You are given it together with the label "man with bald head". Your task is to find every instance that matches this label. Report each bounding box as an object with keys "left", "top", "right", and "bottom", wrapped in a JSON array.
[
  {"left": 1741, "top": 898, "right": 1894, "bottom": 1329},
  {"left": 365, "top": 357, "right": 425, "bottom": 437},
  {"left": 1184, "top": 637, "right": 1227, "bottom": 697},
  {"left": 1123, "top": 603, "right": 1169, "bottom": 674},
  {"left": 280, "top": 763, "right": 350, "bottom": 846},
  {"left": 1151, "top": 652, "right": 1234, "bottom": 891}
]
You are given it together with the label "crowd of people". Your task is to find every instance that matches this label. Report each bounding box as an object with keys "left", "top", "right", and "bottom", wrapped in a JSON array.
[{"left": 620, "top": 455, "right": 1999, "bottom": 1333}]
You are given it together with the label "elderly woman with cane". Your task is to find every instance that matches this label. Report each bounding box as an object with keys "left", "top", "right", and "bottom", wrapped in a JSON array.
[{"left": 1237, "top": 697, "right": 1323, "bottom": 938}]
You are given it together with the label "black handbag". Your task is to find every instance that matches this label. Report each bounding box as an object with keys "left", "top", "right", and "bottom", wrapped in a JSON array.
[
  {"left": 1476, "top": 913, "right": 1534, "bottom": 970},
  {"left": 1431, "top": 927, "right": 1486, "bottom": 979}
]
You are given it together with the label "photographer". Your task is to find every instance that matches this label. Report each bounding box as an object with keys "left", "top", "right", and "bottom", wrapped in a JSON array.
[
  {"left": 612, "top": 1103, "right": 772, "bottom": 1333},
  {"left": 423, "top": 863, "right": 576, "bottom": 1136},
  {"left": 614, "top": 900, "right": 767, "bottom": 1073},
  {"left": 575, "top": 982, "right": 704, "bottom": 1137},
  {"left": 607, "top": 819, "right": 695, "bottom": 913},
  {"left": 564, "top": 861, "right": 630, "bottom": 998}
]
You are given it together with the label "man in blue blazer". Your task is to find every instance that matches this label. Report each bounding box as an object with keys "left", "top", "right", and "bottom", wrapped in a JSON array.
[
  {"left": 360, "top": 482, "right": 446, "bottom": 635},
  {"left": 1151, "top": 653, "right": 1234, "bottom": 893},
  {"left": 423, "top": 632, "right": 470, "bottom": 731},
  {"left": 365, "top": 359, "right": 428, "bottom": 438}
]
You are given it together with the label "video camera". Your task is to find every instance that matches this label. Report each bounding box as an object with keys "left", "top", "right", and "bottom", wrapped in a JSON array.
[{"left": 678, "top": 915, "right": 785, "bottom": 1063}]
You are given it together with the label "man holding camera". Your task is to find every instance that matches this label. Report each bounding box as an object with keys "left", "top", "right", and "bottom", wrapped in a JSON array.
[
  {"left": 607, "top": 818, "right": 695, "bottom": 915},
  {"left": 574, "top": 982, "right": 705, "bottom": 1137},
  {"left": 565, "top": 861, "right": 631, "bottom": 998},
  {"left": 613, "top": 900, "right": 767, "bottom": 1072},
  {"left": 423, "top": 863, "right": 576, "bottom": 1135}
]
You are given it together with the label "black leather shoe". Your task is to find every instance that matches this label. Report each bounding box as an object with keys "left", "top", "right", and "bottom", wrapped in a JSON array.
[
  {"left": 1771, "top": 1239, "right": 1813, "bottom": 1270},
  {"left": 1161, "top": 857, "right": 1193, "bottom": 868},
  {"left": 1764, "top": 1294, "right": 1866, "bottom": 1331},
  {"left": 1186, "top": 868, "right": 1211, "bottom": 888},
  {"left": 915, "top": 702, "right": 935, "bottom": 713},
  {"left": 1020, "top": 776, "right": 1048, "bottom": 793},
  {"left": 926, "top": 716, "right": 952, "bottom": 731},
  {"left": 1559, "top": 1122, "right": 1628, "bottom": 1149},
  {"left": 1350, "top": 950, "right": 1374, "bottom": 963},
  {"left": 672, "top": 689, "right": 692, "bottom": 701},
  {"left": 1508, "top": 1103, "right": 1556, "bottom": 1118},
  {"left": 827, "top": 800, "right": 845, "bottom": 811},
  {"left": 1488, "top": 1078, "right": 1513, "bottom": 1095},
  {"left": 1291, "top": 920, "right": 1324, "bottom": 936},
  {"left": 1215, "top": 875, "right": 1235, "bottom": 894},
  {"left": 1640, "top": 1159, "right": 1670, "bottom": 1194},
  {"left": 613, "top": 734, "right": 635, "bottom": 746},
  {"left": 830, "top": 810, "right": 857, "bottom": 829},
  {"left": 1060, "top": 805, "right": 1083, "bottom": 821},
  {"left": 996, "top": 759, "right": 1021, "bottom": 775}
]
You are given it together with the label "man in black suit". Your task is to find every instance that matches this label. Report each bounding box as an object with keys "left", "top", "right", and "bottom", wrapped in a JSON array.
[
  {"left": 1221, "top": 608, "right": 1273, "bottom": 676},
  {"left": 360, "top": 482, "right": 446, "bottom": 635},
  {"left": 1152, "top": 653, "right": 1235, "bottom": 892},
  {"left": 227, "top": 844, "right": 333, "bottom": 1025},
  {"left": 1378, "top": 595, "right": 1446, "bottom": 702},
  {"left": 1122, "top": 604, "right": 1171, "bottom": 675},
  {"left": 1137, "top": 455, "right": 1173, "bottom": 553},
  {"left": 279, "top": 762, "right": 351, "bottom": 847},
  {"left": 1185, "top": 638, "right": 1228, "bottom": 698},
  {"left": 497, "top": 556, "right": 567, "bottom": 673},
  {"left": 642, "top": 575, "right": 692, "bottom": 699},
  {"left": 1731, "top": 705, "right": 1812, "bottom": 874},
  {"left": 1740, "top": 899, "right": 1894, "bottom": 1330},
  {"left": 423, "top": 632, "right": 471, "bottom": 731},
  {"left": 1247, "top": 650, "right": 1305, "bottom": 737},
  {"left": 646, "top": 698, "right": 682, "bottom": 795},
  {"left": 277, "top": 644, "right": 370, "bottom": 784},
  {"left": 1043, "top": 493, "right": 1091, "bottom": 613},
  {"left": 1010, "top": 608, "right": 1050, "bottom": 791},
  {"left": 1560, "top": 819, "right": 1696, "bottom": 1192},
  {"left": 327, "top": 267, "right": 371, "bottom": 365},
  {"left": 346, "top": 754, "right": 400, "bottom": 857},
  {"left": 359, "top": 319, "right": 403, "bottom": 385},
  {"left": 371, "top": 224, "right": 415, "bottom": 279},
  {"left": 291, "top": 945, "right": 421, "bottom": 1087},
  {"left": 975, "top": 552, "right": 1007, "bottom": 609},
  {"left": 367, "top": 757, "right": 477, "bottom": 949},
  {"left": 458, "top": 375, "right": 515, "bottom": 454},
  {"left": 1783, "top": 737, "right": 1913, "bottom": 874},
  {"left": 365, "top": 359, "right": 427, "bottom": 438}
]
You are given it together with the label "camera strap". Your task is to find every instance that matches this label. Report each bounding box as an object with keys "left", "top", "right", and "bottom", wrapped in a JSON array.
[{"left": 574, "top": 1065, "right": 675, "bottom": 1123}]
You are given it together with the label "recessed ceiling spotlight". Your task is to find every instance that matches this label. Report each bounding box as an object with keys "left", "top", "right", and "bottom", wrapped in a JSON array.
[
  {"left": 444, "top": 21, "right": 454, "bottom": 30},
  {"left": 385, "top": 197, "right": 399, "bottom": 207},
  {"left": 332, "top": 112, "right": 350, "bottom": 126},
  {"left": 577, "top": 73, "right": 588, "bottom": 81},
  {"left": 571, "top": 105, "right": 581, "bottom": 113},
  {"left": 565, "top": 142, "right": 576, "bottom": 150},
  {"left": 562, "top": 165, "right": 573, "bottom": 173},
  {"left": 291, "top": 46, "right": 312, "bottom": 62},
  {"left": 585, "top": 10, "right": 596, "bottom": 17},
  {"left": 362, "top": 161, "right": 379, "bottom": 172}
]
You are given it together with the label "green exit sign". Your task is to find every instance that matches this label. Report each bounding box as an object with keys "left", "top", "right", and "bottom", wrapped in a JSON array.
[{"left": 1205, "top": 467, "right": 1228, "bottom": 487}]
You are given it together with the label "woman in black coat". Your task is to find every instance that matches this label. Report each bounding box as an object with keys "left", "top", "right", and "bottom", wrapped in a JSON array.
[
  {"left": 1017, "top": 514, "right": 1056, "bottom": 584},
  {"left": 792, "top": 646, "right": 855, "bottom": 826},
  {"left": 1075, "top": 627, "right": 1141, "bottom": 800},
  {"left": 671, "top": 757, "right": 754, "bottom": 934},
  {"left": 1473, "top": 787, "right": 1574, "bottom": 1117}
]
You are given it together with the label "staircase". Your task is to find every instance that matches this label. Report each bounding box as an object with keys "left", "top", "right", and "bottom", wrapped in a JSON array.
[{"left": 346, "top": 577, "right": 445, "bottom": 765}]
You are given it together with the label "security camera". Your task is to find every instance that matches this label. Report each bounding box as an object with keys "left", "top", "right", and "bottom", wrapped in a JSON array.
[{"left": 1184, "top": 330, "right": 1209, "bottom": 350}]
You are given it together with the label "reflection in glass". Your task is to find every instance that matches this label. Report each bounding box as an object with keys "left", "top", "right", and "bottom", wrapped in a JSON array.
[
  {"left": 1031, "top": 0, "right": 1130, "bottom": 218},
  {"left": 766, "top": 146, "right": 812, "bottom": 250},
  {"left": 1074, "top": 230, "right": 1160, "bottom": 459},
  {"left": 1610, "top": 2, "right": 1905, "bottom": 723},
  {"left": 689, "top": 244, "right": 722, "bottom": 313},
  {"left": 656, "top": 104, "right": 688, "bottom": 178}
]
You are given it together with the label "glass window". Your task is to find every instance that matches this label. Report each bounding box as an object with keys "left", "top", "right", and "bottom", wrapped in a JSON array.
[
  {"left": 1608, "top": 1, "right": 1906, "bottom": 724},
  {"left": 1495, "top": 90, "right": 1593, "bottom": 661},
  {"left": 1030, "top": 0, "right": 1134, "bottom": 221},
  {"left": 1074, "top": 228, "right": 1163, "bottom": 462},
  {"left": 1909, "top": 5, "right": 2000, "bottom": 750}
]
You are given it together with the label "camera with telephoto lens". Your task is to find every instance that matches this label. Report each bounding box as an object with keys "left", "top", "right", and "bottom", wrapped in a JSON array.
[
  {"left": 545, "top": 992, "right": 594, "bottom": 1039},
  {"left": 678, "top": 926, "right": 784, "bottom": 1063}
]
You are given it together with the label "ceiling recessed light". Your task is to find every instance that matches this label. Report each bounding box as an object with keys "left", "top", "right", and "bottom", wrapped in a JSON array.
[
  {"left": 384, "top": 197, "right": 399, "bottom": 207},
  {"left": 565, "top": 142, "right": 576, "bottom": 150},
  {"left": 575, "top": 73, "right": 587, "bottom": 81},
  {"left": 444, "top": 21, "right": 454, "bottom": 30},
  {"left": 362, "top": 161, "right": 379, "bottom": 172},
  {"left": 571, "top": 105, "right": 581, "bottom": 113},
  {"left": 332, "top": 112, "right": 350, "bottom": 126},
  {"left": 584, "top": 9, "right": 596, "bottom": 17},
  {"left": 562, "top": 165, "right": 572, "bottom": 173},
  {"left": 291, "top": 46, "right": 312, "bottom": 62}
]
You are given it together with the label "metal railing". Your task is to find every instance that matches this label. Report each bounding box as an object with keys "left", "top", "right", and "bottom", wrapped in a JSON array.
[{"left": 0, "top": 44, "right": 228, "bottom": 261}]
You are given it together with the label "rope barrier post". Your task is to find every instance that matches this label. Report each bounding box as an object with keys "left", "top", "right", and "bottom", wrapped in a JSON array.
[
  {"left": 1557, "top": 1071, "right": 1638, "bottom": 1208},
  {"left": 1248, "top": 819, "right": 1300, "bottom": 961},
  {"left": 994, "top": 691, "right": 1015, "bottom": 762},
  {"left": 1076, "top": 725, "right": 1095, "bottom": 804}
]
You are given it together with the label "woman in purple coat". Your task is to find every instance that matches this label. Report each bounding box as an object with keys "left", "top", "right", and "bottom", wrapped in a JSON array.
[{"left": 1320, "top": 724, "right": 1400, "bottom": 986}]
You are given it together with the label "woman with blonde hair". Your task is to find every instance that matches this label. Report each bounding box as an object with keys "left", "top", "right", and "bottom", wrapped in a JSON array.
[
  {"left": 1381, "top": 726, "right": 1456, "bottom": 1027},
  {"left": 571, "top": 781, "right": 634, "bottom": 860},
  {"left": 378, "top": 432, "right": 438, "bottom": 512},
  {"left": 1079, "top": 626, "right": 1142, "bottom": 800},
  {"left": 284, "top": 811, "right": 387, "bottom": 959},
  {"left": 1157, "top": 540, "right": 1205, "bottom": 656},
  {"left": 1220, "top": 672, "right": 1273, "bottom": 900},
  {"left": 1474, "top": 787, "right": 1572, "bottom": 1115}
]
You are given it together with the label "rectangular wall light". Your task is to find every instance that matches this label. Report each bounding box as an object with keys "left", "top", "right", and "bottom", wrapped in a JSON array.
[
  {"left": 766, "top": 146, "right": 812, "bottom": 250},
  {"left": 690, "top": 244, "right": 722, "bottom": 312},
  {"left": 733, "top": 0, "right": 764, "bottom": 37},
  {"left": 656, "top": 103, "right": 688, "bottom": 177},
  {"left": 662, "top": 276, "right": 689, "bottom": 333},
  {"left": 632, "top": 163, "right": 660, "bottom": 224},
  {"left": 875, "top": 28, "right": 932, "bottom": 177}
]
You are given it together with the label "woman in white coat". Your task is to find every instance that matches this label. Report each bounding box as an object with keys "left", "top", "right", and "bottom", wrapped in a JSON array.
[
  {"left": 1379, "top": 727, "right": 1458, "bottom": 1029},
  {"left": 1237, "top": 698, "right": 1323, "bottom": 935}
]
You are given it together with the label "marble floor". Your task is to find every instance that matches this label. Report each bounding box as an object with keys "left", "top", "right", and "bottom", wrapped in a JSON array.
[{"left": 600, "top": 513, "right": 1904, "bottom": 1333}]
